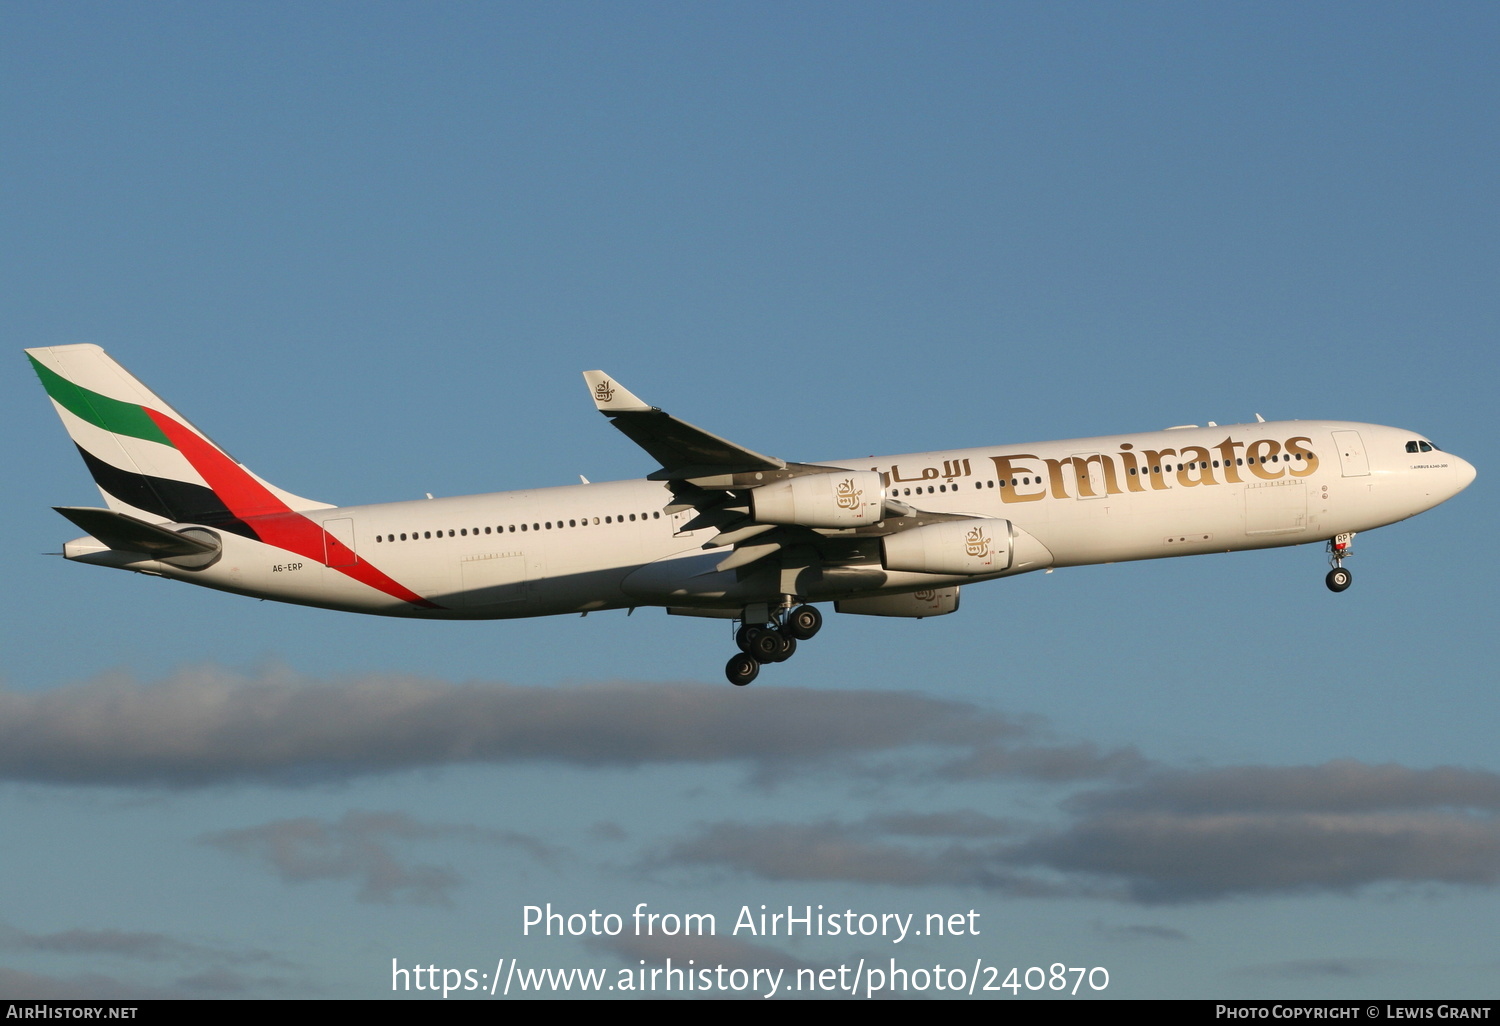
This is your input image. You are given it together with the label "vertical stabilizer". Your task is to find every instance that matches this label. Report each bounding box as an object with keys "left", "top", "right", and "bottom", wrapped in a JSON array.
[{"left": 27, "top": 345, "right": 332, "bottom": 531}]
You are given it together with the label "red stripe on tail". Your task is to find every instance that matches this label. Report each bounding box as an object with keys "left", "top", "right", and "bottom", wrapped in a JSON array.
[{"left": 146, "top": 410, "right": 440, "bottom": 609}]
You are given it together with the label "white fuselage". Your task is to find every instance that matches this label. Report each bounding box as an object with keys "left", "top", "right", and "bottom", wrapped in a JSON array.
[{"left": 69, "top": 419, "right": 1474, "bottom": 619}]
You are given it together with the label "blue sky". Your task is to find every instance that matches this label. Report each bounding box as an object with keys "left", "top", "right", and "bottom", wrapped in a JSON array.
[{"left": 2, "top": 1, "right": 1497, "bottom": 999}]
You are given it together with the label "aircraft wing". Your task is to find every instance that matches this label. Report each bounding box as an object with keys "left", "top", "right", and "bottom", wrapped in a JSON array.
[
  {"left": 582, "top": 372, "right": 976, "bottom": 575},
  {"left": 582, "top": 370, "right": 786, "bottom": 480}
]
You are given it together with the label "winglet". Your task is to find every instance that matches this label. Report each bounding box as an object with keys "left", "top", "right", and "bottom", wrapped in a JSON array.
[{"left": 582, "top": 371, "right": 652, "bottom": 413}]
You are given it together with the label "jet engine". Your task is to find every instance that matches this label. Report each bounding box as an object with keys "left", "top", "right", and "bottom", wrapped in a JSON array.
[
  {"left": 836, "top": 587, "right": 960, "bottom": 617},
  {"left": 750, "top": 470, "right": 885, "bottom": 528},
  {"left": 881, "top": 518, "right": 1012, "bottom": 575}
]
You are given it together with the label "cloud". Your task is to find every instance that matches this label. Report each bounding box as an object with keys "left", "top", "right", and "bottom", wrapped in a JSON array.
[
  {"left": 1093, "top": 922, "right": 1189, "bottom": 943},
  {"left": 1234, "top": 958, "right": 1411, "bottom": 981},
  {"left": 588, "top": 821, "right": 629, "bottom": 842},
  {"left": 1013, "top": 809, "right": 1500, "bottom": 903},
  {"left": 172, "top": 966, "right": 315, "bottom": 996},
  {"left": 656, "top": 817, "right": 1076, "bottom": 896},
  {"left": 0, "top": 667, "right": 1081, "bottom": 787},
  {"left": 0, "top": 929, "right": 309, "bottom": 999},
  {"left": 201, "top": 809, "right": 556, "bottom": 905},
  {"left": 0, "top": 966, "right": 169, "bottom": 1000},
  {"left": 14, "top": 668, "right": 1500, "bottom": 906},
  {"left": 0, "top": 920, "right": 292, "bottom": 975},
  {"left": 0, "top": 925, "right": 188, "bottom": 962},
  {"left": 657, "top": 762, "right": 1500, "bottom": 903},
  {"left": 1067, "top": 760, "right": 1500, "bottom": 815},
  {"left": 1014, "top": 761, "right": 1500, "bottom": 902},
  {"left": 939, "top": 740, "right": 1150, "bottom": 782},
  {"left": 867, "top": 810, "right": 1014, "bottom": 838}
]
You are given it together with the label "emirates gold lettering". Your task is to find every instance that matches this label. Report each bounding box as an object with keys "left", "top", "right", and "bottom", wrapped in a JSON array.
[
  {"left": 1074, "top": 453, "right": 1122, "bottom": 496},
  {"left": 1118, "top": 443, "right": 1147, "bottom": 493},
  {"left": 1286, "top": 436, "right": 1318, "bottom": 477},
  {"left": 1140, "top": 449, "right": 1177, "bottom": 491},
  {"left": 1176, "top": 445, "right": 1215, "bottom": 487},
  {"left": 1247, "top": 439, "right": 1284, "bottom": 479},
  {"left": 983, "top": 435, "right": 1319, "bottom": 503},
  {"left": 1215, "top": 437, "right": 1246, "bottom": 482},
  {"left": 1042, "top": 457, "right": 1073, "bottom": 498},
  {"left": 987, "top": 454, "right": 1047, "bottom": 502}
]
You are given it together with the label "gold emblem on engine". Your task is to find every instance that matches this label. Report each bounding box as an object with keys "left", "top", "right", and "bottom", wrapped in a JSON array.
[
  {"left": 594, "top": 380, "right": 616, "bottom": 403},
  {"left": 965, "top": 527, "right": 990, "bottom": 558},
  {"left": 834, "top": 478, "right": 863, "bottom": 510},
  {"left": 913, "top": 589, "right": 937, "bottom": 601}
]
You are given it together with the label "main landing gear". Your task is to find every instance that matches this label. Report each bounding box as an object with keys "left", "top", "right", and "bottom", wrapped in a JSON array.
[
  {"left": 1325, "top": 533, "right": 1354, "bottom": 593},
  {"left": 725, "top": 602, "right": 823, "bottom": 686}
]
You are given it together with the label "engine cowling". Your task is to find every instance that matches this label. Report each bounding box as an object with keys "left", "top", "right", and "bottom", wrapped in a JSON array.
[
  {"left": 881, "top": 519, "right": 1011, "bottom": 575},
  {"left": 750, "top": 470, "right": 884, "bottom": 528},
  {"left": 836, "top": 588, "right": 960, "bottom": 618}
]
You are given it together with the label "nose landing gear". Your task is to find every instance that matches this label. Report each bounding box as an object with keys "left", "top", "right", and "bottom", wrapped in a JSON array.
[
  {"left": 725, "top": 602, "right": 822, "bottom": 685},
  {"left": 1325, "top": 533, "right": 1354, "bottom": 593}
]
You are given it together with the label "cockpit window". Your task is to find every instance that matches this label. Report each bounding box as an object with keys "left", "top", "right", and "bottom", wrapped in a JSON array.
[{"left": 1406, "top": 440, "right": 1438, "bottom": 454}]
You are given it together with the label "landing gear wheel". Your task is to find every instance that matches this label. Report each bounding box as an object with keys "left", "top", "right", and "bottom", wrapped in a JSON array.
[
  {"left": 750, "top": 629, "right": 783, "bottom": 663},
  {"left": 768, "top": 632, "right": 796, "bottom": 662},
  {"left": 735, "top": 624, "right": 763, "bottom": 655},
  {"left": 726, "top": 653, "right": 759, "bottom": 686},
  {"left": 1326, "top": 567, "right": 1352, "bottom": 593},
  {"left": 787, "top": 605, "right": 822, "bottom": 640}
]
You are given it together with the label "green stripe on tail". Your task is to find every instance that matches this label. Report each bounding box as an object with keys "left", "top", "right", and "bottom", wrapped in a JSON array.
[{"left": 27, "top": 353, "right": 172, "bottom": 446}]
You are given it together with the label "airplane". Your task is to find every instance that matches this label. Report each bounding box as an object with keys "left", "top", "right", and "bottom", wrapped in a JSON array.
[{"left": 28, "top": 344, "right": 1476, "bottom": 686}]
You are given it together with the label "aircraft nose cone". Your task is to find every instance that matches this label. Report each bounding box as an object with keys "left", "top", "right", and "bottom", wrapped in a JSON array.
[{"left": 1453, "top": 455, "right": 1477, "bottom": 494}]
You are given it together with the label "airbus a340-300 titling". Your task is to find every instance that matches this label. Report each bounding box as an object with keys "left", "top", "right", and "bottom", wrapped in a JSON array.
[{"left": 30, "top": 345, "right": 1475, "bottom": 685}]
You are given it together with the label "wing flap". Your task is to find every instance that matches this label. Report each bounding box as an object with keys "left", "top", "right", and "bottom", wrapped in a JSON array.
[
  {"left": 716, "top": 540, "right": 783, "bottom": 572},
  {"left": 703, "top": 523, "right": 779, "bottom": 548}
]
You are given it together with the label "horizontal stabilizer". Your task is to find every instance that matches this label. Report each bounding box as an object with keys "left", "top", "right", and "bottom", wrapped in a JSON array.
[{"left": 53, "top": 507, "right": 219, "bottom": 558}]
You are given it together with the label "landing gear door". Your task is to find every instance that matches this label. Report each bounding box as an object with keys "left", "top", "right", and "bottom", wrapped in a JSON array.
[{"left": 1330, "top": 430, "right": 1370, "bottom": 477}]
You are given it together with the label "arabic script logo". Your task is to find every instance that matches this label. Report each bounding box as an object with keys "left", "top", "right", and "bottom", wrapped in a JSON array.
[
  {"left": 594, "top": 379, "right": 616, "bottom": 403},
  {"left": 834, "top": 478, "right": 863, "bottom": 511},
  {"left": 965, "top": 527, "right": 991, "bottom": 558},
  {"left": 913, "top": 589, "right": 937, "bottom": 601}
]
